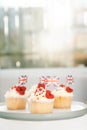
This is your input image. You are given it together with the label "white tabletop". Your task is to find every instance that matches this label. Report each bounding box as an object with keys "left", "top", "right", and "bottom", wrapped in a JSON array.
[{"left": 0, "top": 114, "right": 87, "bottom": 130}]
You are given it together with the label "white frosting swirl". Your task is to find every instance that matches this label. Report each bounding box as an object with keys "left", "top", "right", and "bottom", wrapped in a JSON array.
[
  {"left": 5, "top": 87, "right": 27, "bottom": 98},
  {"left": 27, "top": 84, "right": 37, "bottom": 97},
  {"left": 52, "top": 87, "right": 73, "bottom": 97},
  {"left": 28, "top": 84, "right": 54, "bottom": 103}
]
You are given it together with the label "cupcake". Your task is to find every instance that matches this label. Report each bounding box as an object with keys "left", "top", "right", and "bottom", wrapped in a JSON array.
[
  {"left": 5, "top": 85, "right": 27, "bottom": 110},
  {"left": 52, "top": 84, "right": 73, "bottom": 109},
  {"left": 28, "top": 83, "right": 54, "bottom": 114}
]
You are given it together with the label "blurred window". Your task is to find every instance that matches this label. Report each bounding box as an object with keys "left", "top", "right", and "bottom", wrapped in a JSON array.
[{"left": 0, "top": 0, "right": 87, "bottom": 68}]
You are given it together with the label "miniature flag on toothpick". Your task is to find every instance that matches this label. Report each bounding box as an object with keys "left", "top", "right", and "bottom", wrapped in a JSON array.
[
  {"left": 40, "top": 76, "right": 59, "bottom": 87},
  {"left": 19, "top": 75, "right": 28, "bottom": 85},
  {"left": 66, "top": 75, "right": 74, "bottom": 85}
]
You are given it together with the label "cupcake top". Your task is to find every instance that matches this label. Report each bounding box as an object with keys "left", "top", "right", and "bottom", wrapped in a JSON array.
[
  {"left": 52, "top": 84, "right": 73, "bottom": 97},
  {"left": 27, "top": 84, "right": 37, "bottom": 97},
  {"left": 28, "top": 83, "right": 54, "bottom": 102},
  {"left": 5, "top": 85, "right": 27, "bottom": 98}
]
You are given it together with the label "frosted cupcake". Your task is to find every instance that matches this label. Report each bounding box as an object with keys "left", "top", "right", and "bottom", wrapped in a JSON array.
[
  {"left": 5, "top": 85, "right": 27, "bottom": 110},
  {"left": 28, "top": 83, "right": 54, "bottom": 114},
  {"left": 52, "top": 84, "right": 73, "bottom": 109}
]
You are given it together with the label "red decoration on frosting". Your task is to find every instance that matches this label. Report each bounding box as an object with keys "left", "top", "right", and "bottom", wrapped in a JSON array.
[
  {"left": 66, "top": 87, "right": 73, "bottom": 93},
  {"left": 15, "top": 86, "right": 26, "bottom": 95},
  {"left": 35, "top": 83, "right": 54, "bottom": 99},
  {"left": 16, "top": 86, "right": 21, "bottom": 91},
  {"left": 60, "top": 84, "right": 65, "bottom": 88},
  {"left": 21, "top": 86, "right": 26, "bottom": 91},
  {"left": 35, "top": 84, "right": 45, "bottom": 95},
  {"left": 37, "top": 83, "right": 45, "bottom": 89},
  {"left": 60, "top": 84, "right": 73, "bottom": 93},
  {"left": 45, "top": 90, "right": 54, "bottom": 99}
]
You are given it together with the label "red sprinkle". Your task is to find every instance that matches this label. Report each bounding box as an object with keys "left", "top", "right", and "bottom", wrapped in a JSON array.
[
  {"left": 19, "top": 91, "right": 25, "bottom": 95},
  {"left": 37, "top": 83, "right": 45, "bottom": 89},
  {"left": 66, "top": 87, "right": 73, "bottom": 93},
  {"left": 60, "top": 84, "right": 65, "bottom": 88},
  {"left": 45, "top": 90, "right": 54, "bottom": 99}
]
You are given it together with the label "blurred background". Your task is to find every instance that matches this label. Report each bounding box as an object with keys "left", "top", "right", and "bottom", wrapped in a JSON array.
[{"left": 0, "top": 0, "right": 87, "bottom": 68}]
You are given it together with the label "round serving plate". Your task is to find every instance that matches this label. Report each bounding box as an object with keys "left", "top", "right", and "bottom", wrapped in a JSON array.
[{"left": 0, "top": 101, "right": 87, "bottom": 121}]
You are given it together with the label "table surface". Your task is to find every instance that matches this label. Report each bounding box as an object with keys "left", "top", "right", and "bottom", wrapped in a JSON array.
[{"left": 0, "top": 114, "right": 87, "bottom": 130}]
